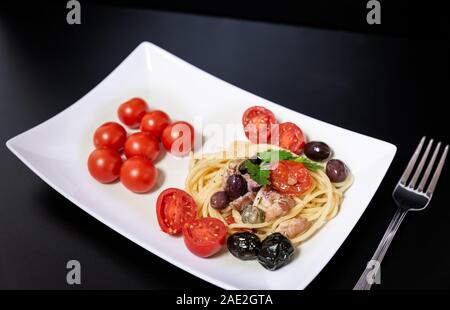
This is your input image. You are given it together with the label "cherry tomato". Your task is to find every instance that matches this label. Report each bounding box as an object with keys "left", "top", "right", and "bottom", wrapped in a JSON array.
[
  {"left": 93, "top": 122, "right": 127, "bottom": 150},
  {"left": 117, "top": 98, "right": 148, "bottom": 128},
  {"left": 270, "top": 160, "right": 311, "bottom": 195},
  {"left": 242, "top": 106, "right": 276, "bottom": 143},
  {"left": 124, "top": 132, "right": 160, "bottom": 161},
  {"left": 87, "top": 148, "right": 122, "bottom": 183},
  {"left": 120, "top": 156, "right": 158, "bottom": 193},
  {"left": 182, "top": 217, "right": 227, "bottom": 258},
  {"left": 156, "top": 188, "right": 198, "bottom": 235},
  {"left": 161, "top": 121, "right": 194, "bottom": 156},
  {"left": 140, "top": 110, "right": 170, "bottom": 139},
  {"left": 272, "top": 122, "right": 306, "bottom": 154}
]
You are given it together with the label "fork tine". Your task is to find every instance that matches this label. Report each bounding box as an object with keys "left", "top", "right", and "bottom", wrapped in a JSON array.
[
  {"left": 418, "top": 142, "right": 441, "bottom": 192},
  {"left": 400, "top": 136, "right": 425, "bottom": 185},
  {"left": 408, "top": 139, "right": 433, "bottom": 188},
  {"left": 426, "top": 144, "right": 449, "bottom": 196}
]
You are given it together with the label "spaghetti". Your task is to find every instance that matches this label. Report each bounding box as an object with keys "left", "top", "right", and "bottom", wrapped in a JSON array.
[{"left": 185, "top": 141, "right": 353, "bottom": 245}]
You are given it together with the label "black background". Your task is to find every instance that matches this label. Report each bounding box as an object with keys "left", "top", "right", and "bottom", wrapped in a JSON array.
[{"left": 0, "top": 1, "right": 449, "bottom": 290}]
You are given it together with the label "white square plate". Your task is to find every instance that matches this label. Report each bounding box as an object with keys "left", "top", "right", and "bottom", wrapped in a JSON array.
[{"left": 6, "top": 42, "right": 396, "bottom": 289}]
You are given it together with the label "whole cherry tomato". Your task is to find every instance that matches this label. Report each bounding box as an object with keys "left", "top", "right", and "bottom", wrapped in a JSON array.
[
  {"left": 120, "top": 156, "right": 158, "bottom": 193},
  {"left": 124, "top": 132, "right": 160, "bottom": 161},
  {"left": 117, "top": 97, "right": 148, "bottom": 128},
  {"left": 161, "top": 121, "right": 194, "bottom": 156},
  {"left": 87, "top": 148, "right": 122, "bottom": 183},
  {"left": 93, "top": 122, "right": 127, "bottom": 150},
  {"left": 140, "top": 110, "right": 170, "bottom": 139}
]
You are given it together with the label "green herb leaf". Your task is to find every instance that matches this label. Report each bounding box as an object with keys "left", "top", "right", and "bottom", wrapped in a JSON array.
[
  {"left": 293, "top": 157, "right": 323, "bottom": 171},
  {"left": 257, "top": 149, "right": 294, "bottom": 163},
  {"left": 245, "top": 160, "right": 271, "bottom": 186}
]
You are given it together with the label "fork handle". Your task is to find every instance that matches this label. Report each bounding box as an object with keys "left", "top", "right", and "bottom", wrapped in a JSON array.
[{"left": 353, "top": 208, "right": 408, "bottom": 290}]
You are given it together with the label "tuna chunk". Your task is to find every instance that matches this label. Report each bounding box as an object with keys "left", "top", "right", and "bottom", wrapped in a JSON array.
[
  {"left": 229, "top": 192, "right": 256, "bottom": 211},
  {"left": 254, "top": 187, "right": 296, "bottom": 221},
  {"left": 276, "top": 217, "right": 311, "bottom": 239}
]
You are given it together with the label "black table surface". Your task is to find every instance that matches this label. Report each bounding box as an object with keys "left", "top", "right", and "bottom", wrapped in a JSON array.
[{"left": 0, "top": 3, "right": 449, "bottom": 290}]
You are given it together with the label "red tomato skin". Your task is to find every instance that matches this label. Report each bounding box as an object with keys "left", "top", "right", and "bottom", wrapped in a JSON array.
[
  {"left": 93, "top": 122, "right": 127, "bottom": 150},
  {"left": 120, "top": 156, "right": 158, "bottom": 193},
  {"left": 182, "top": 217, "right": 227, "bottom": 258},
  {"left": 225, "top": 215, "right": 236, "bottom": 225},
  {"left": 117, "top": 98, "right": 148, "bottom": 128},
  {"left": 87, "top": 148, "right": 122, "bottom": 183},
  {"left": 272, "top": 122, "right": 306, "bottom": 154},
  {"left": 140, "top": 110, "right": 170, "bottom": 139},
  {"left": 270, "top": 160, "right": 312, "bottom": 195},
  {"left": 161, "top": 121, "right": 194, "bottom": 156},
  {"left": 242, "top": 106, "right": 276, "bottom": 144},
  {"left": 124, "top": 132, "right": 160, "bottom": 161},
  {"left": 156, "top": 188, "right": 198, "bottom": 235}
]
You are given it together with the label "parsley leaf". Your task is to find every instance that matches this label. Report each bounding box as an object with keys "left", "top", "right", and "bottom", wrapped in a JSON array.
[
  {"left": 293, "top": 157, "right": 323, "bottom": 171},
  {"left": 244, "top": 150, "right": 322, "bottom": 186},
  {"left": 245, "top": 160, "right": 271, "bottom": 186},
  {"left": 258, "top": 149, "right": 294, "bottom": 163}
]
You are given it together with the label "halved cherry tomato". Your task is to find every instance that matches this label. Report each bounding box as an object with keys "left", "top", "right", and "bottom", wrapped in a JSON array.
[
  {"left": 140, "top": 110, "right": 170, "bottom": 139},
  {"left": 272, "top": 122, "right": 305, "bottom": 154},
  {"left": 120, "top": 156, "right": 158, "bottom": 193},
  {"left": 182, "top": 217, "right": 227, "bottom": 258},
  {"left": 270, "top": 160, "right": 311, "bottom": 195},
  {"left": 242, "top": 106, "right": 276, "bottom": 143},
  {"left": 88, "top": 148, "right": 122, "bottom": 183},
  {"left": 124, "top": 132, "right": 160, "bottom": 161},
  {"left": 93, "top": 122, "right": 127, "bottom": 150},
  {"left": 156, "top": 188, "right": 198, "bottom": 235},
  {"left": 117, "top": 98, "right": 148, "bottom": 128},
  {"left": 161, "top": 121, "right": 194, "bottom": 156}
]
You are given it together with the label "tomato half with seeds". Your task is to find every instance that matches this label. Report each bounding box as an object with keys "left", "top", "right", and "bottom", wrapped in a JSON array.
[
  {"left": 270, "top": 160, "right": 312, "bottom": 195},
  {"left": 272, "top": 122, "right": 306, "bottom": 154},
  {"left": 156, "top": 188, "right": 198, "bottom": 235},
  {"left": 182, "top": 217, "right": 227, "bottom": 258},
  {"left": 242, "top": 106, "right": 276, "bottom": 143}
]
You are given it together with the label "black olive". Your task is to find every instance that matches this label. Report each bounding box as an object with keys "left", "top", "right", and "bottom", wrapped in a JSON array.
[
  {"left": 238, "top": 161, "right": 248, "bottom": 174},
  {"left": 238, "top": 156, "right": 261, "bottom": 175},
  {"left": 227, "top": 232, "right": 261, "bottom": 260},
  {"left": 304, "top": 141, "right": 331, "bottom": 162},
  {"left": 326, "top": 159, "right": 348, "bottom": 182},
  {"left": 225, "top": 174, "right": 248, "bottom": 200},
  {"left": 249, "top": 155, "right": 262, "bottom": 165},
  {"left": 210, "top": 191, "right": 230, "bottom": 210},
  {"left": 257, "top": 233, "right": 294, "bottom": 271}
]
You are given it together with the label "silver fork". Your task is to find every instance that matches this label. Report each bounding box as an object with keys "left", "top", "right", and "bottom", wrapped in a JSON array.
[{"left": 354, "top": 137, "right": 448, "bottom": 290}]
